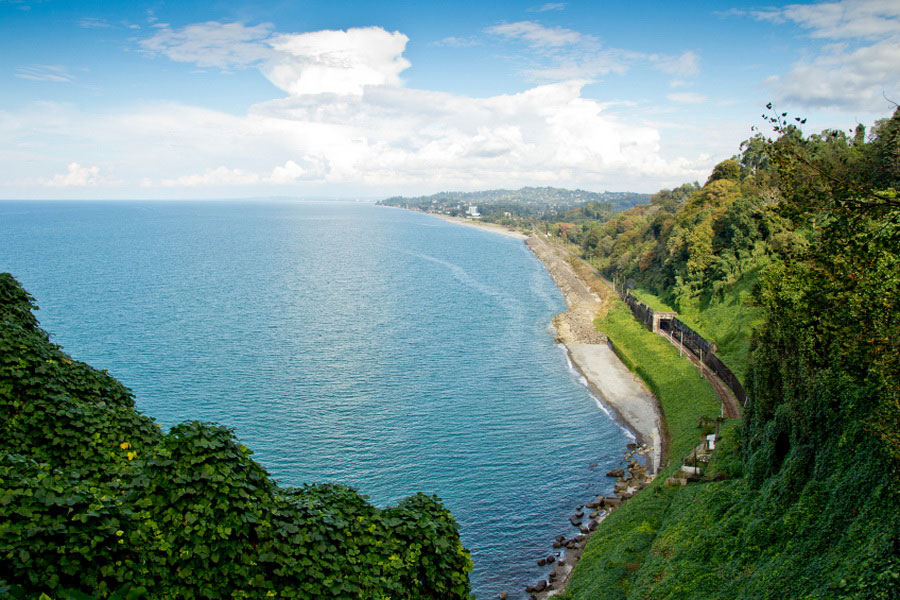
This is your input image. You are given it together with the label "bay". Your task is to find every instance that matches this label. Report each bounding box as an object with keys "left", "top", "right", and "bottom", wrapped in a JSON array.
[{"left": 0, "top": 200, "right": 629, "bottom": 599}]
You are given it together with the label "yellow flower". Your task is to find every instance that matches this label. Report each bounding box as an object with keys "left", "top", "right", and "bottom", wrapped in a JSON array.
[
  {"left": 126, "top": 451, "right": 137, "bottom": 461},
  {"left": 119, "top": 442, "right": 130, "bottom": 450}
]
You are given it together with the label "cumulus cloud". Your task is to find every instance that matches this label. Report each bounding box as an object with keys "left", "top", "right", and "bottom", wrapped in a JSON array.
[
  {"left": 1, "top": 22, "right": 716, "bottom": 196},
  {"left": 39, "top": 162, "right": 102, "bottom": 186},
  {"left": 264, "top": 27, "right": 410, "bottom": 96}
]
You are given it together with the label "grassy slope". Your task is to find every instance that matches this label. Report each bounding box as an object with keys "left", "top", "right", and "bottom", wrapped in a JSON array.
[
  {"left": 565, "top": 303, "right": 898, "bottom": 600},
  {"left": 630, "top": 262, "right": 765, "bottom": 385},
  {"left": 563, "top": 301, "right": 722, "bottom": 600}
]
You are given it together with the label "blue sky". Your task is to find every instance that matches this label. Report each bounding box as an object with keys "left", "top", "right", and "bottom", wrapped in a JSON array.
[{"left": 2, "top": 0, "right": 898, "bottom": 198}]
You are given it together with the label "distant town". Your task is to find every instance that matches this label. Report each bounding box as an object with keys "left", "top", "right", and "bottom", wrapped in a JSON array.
[{"left": 377, "top": 187, "right": 651, "bottom": 226}]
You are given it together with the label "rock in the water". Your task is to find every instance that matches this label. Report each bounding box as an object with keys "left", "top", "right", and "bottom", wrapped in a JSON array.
[
  {"left": 499, "top": 594, "right": 508, "bottom": 600},
  {"left": 606, "top": 468, "right": 625, "bottom": 478},
  {"left": 547, "top": 555, "right": 555, "bottom": 564},
  {"left": 576, "top": 504, "right": 584, "bottom": 510},
  {"left": 534, "top": 580, "right": 547, "bottom": 593},
  {"left": 569, "top": 515, "right": 582, "bottom": 526}
]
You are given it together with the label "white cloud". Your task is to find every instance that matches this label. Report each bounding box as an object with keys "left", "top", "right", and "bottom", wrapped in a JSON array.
[
  {"left": 485, "top": 21, "right": 582, "bottom": 47},
  {"left": 140, "top": 21, "right": 275, "bottom": 69},
  {"left": 77, "top": 17, "right": 110, "bottom": 29},
  {"left": 753, "top": 0, "right": 900, "bottom": 39},
  {"left": 1, "top": 23, "right": 717, "bottom": 197},
  {"left": 529, "top": 3, "right": 567, "bottom": 12},
  {"left": 161, "top": 166, "right": 260, "bottom": 187},
  {"left": 768, "top": 38, "right": 900, "bottom": 111},
  {"left": 666, "top": 92, "right": 708, "bottom": 104},
  {"left": 484, "top": 22, "right": 699, "bottom": 83},
  {"left": 39, "top": 162, "right": 102, "bottom": 186},
  {"left": 432, "top": 36, "right": 480, "bottom": 47},
  {"left": 264, "top": 27, "right": 410, "bottom": 96},
  {"left": 651, "top": 51, "right": 700, "bottom": 77},
  {"left": 15, "top": 65, "right": 73, "bottom": 82},
  {"left": 741, "top": 1, "right": 900, "bottom": 111}
]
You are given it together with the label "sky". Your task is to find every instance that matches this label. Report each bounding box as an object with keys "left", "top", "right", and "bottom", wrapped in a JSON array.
[{"left": 1, "top": 0, "right": 898, "bottom": 199}]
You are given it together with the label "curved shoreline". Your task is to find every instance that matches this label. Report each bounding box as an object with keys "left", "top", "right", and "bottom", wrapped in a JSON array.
[
  {"left": 412, "top": 210, "right": 666, "bottom": 598},
  {"left": 524, "top": 234, "right": 663, "bottom": 474}
]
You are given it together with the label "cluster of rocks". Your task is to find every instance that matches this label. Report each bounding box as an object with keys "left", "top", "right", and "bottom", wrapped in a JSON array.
[
  {"left": 512, "top": 444, "right": 657, "bottom": 600},
  {"left": 610, "top": 443, "right": 654, "bottom": 500}
]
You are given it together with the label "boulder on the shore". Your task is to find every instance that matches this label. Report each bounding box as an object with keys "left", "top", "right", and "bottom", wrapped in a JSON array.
[
  {"left": 569, "top": 515, "right": 582, "bottom": 526},
  {"left": 546, "top": 555, "right": 555, "bottom": 564},
  {"left": 537, "top": 558, "right": 546, "bottom": 566},
  {"left": 605, "top": 468, "right": 625, "bottom": 478}
]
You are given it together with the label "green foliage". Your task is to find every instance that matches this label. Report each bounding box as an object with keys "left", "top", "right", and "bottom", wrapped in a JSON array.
[
  {"left": 705, "top": 159, "right": 741, "bottom": 185},
  {"left": 0, "top": 273, "right": 472, "bottom": 599},
  {"left": 565, "top": 108, "right": 900, "bottom": 600},
  {"left": 562, "top": 300, "right": 719, "bottom": 600}
]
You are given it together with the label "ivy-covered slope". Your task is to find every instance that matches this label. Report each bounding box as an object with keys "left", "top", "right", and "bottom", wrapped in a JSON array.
[
  {"left": 0, "top": 273, "right": 472, "bottom": 600},
  {"left": 564, "top": 110, "right": 900, "bottom": 599}
]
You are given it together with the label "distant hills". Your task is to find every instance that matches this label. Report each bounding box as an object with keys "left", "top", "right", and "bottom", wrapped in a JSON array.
[{"left": 377, "top": 186, "right": 650, "bottom": 216}]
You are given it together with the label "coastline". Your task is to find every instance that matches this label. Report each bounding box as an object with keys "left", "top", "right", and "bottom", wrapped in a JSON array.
[
  {"left": 430, "top": 213, "right": 530, "bottom": 240},
  {"left": 422, "top": 209, "right": 664, "bottom": 471},
  {"left": 417, "top": 209, "right": 665, "bottom": 598},
  {"left": 524, "top": 235, "right": 663, "bottom": 474}
]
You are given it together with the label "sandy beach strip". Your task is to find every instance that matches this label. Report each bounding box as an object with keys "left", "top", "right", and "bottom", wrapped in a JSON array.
[
  {"left": 430, "top": 213, "right": 530, "bottom": 240},
  {"left": 525, "top": 234, "right": 663, "bottom": 474}
]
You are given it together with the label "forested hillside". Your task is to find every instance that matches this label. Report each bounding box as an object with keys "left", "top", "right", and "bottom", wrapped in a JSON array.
[
  {"left": 0, "top": 275, "right": 471, "bottom": 600},
  {"left": 564, "top": 108, "right": 900, "bottom": 599}
]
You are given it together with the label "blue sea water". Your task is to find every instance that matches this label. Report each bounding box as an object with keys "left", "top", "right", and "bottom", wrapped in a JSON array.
[{"left": 0, "top": 200, "right": 629, "bottom": 599}]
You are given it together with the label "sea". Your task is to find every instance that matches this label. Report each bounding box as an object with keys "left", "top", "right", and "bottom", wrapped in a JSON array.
[{"left": 0, "top": 200, "right": 630, "bottom": 599}]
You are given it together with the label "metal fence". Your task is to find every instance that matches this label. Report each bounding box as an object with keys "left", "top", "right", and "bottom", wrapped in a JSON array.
[{"left": 619, "top": 289, "right": 747, "bottom": 405}]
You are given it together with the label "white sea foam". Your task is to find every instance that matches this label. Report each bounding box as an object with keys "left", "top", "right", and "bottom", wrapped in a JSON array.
[{"left": 557, "top": 344, "right": 638, "bottom": 440}]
